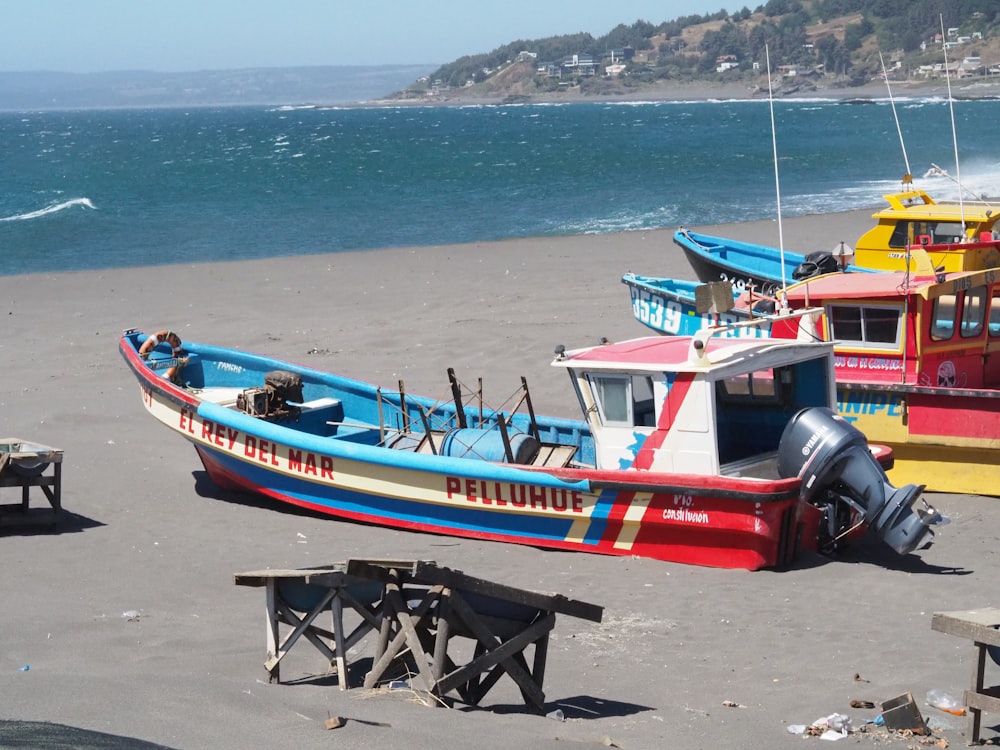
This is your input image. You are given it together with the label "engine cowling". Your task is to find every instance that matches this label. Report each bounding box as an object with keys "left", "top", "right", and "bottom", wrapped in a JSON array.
[{"left": 777, "top": 407, "right": 936, "bottom": 555}]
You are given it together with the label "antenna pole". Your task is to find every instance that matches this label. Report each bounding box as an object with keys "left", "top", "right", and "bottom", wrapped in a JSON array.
[
  {"left": 879, "top": 50, "right": 911, "bottom": 184},
  {"left": 766, "top": 45, "right": 788, "bottom": 294},
  {"left": 940, "top": 14, "right": 966, "bottom": 237}
]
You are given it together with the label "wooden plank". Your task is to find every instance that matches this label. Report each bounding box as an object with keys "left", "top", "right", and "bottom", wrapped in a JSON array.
[
  {"left": 347, "top": 559, "right": 602, "bottom": 622},
  {"left": 234, "top": 565, "right": 348, "bottom": 587},
  {"left": 932, "top": 609, "right": 1000, "bottom": 646},
  {"left": 964, "top": 687, "right": 1000, "bottom": 714},
  {"left": 531, "top": 444, "right": 577, "bottom": 467}
]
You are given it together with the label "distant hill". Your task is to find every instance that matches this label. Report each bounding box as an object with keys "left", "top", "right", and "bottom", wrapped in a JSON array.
[
  {"left": 0, "top": 65, "right": 436, "bottom": 111},
  {"left": 390, "top": 0, "right": 1000, "bottom": 102}
]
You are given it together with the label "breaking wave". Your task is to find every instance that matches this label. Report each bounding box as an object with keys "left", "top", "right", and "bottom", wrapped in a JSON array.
[{"left": 0, "top": 198, "right": 96, "bottom": 222}]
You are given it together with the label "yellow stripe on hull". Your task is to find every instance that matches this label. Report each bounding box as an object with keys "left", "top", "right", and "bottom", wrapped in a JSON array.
[{"left": 881, "top": 443, "right": 1000, "bottom": 496}]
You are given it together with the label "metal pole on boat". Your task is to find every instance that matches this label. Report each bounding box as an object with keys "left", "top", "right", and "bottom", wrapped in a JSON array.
[
  {"left": 765, "top": 45, "right": 788, "bottom": 295},
  {"left": 398, "top": 380, "right": 410, "bottom": 432},
  {"left": 940, "top": 14, "right": 967, "bottom": 238},
  {"left": 417, "top": 408, "right": 438, "bottom": 455},
  {"left": 879, "top": 49, "right": 912, "bottom": 185},
  {"left": 447, "top": 368, "right": 468, "bottom": 429},
  {"left": 477, "top": 377, "right": 484, "bottom": 426},
  {"left": 520, "top": 376, "right": 542, "bottom": 442},
  {"left": 496, "top": 414, "right": 515, "bottom": 463},
  {"left": 377, "top": 387, "right": 385, "bottom": 442}
]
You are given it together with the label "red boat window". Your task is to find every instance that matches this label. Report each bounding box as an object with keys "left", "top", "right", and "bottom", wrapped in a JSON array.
[
  {"left": 827, "top": 304, "right": 902, "bottom": 349},
  {"left": 960, "top": 286, "right": 988, "bottom": 338},
  {"left": 930, "top": 294, "right": 957, "bottom": 341}
]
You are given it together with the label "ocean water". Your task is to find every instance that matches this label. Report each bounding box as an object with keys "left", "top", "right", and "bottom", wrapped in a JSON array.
[{"left": 1, "top": 97, "right": 999, "bottom": 277}]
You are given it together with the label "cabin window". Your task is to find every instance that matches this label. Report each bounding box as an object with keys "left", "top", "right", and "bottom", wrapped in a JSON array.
[
  {"left": 960, "top": 286, "right": 987, "bottom": 338},
  {"left": 929, "top": 221, "right": 967, "bottom": 245},
  {"left": 930, "top": 294, "right": 957, "bottom": 341},
  {"left": 827, "top": 304, "right": 902, "bottom": 348},
  {"left": 888, "top": 221, "right": 918, "bottom": 248},
  {"left": 990, "top": 293, "right": 1000, "bottom": 337},
  {"left": 718, "top": 368, "right": 779, "bottom": 402},
  {"left": 588, "top": 374, "right": 656, "bottom": 428},
  {"left": 887, "top": 220, "right": 967, "bottom": 247}
]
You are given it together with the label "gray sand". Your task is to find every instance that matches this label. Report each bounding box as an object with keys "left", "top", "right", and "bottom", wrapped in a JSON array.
[{"left": 0, "top": 209, "right": 994, "bottom": 749}]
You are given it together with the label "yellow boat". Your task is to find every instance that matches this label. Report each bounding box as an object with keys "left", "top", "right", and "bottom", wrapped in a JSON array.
[{"left": 854, "top": 189, "right": 1000, "bottom": 273}]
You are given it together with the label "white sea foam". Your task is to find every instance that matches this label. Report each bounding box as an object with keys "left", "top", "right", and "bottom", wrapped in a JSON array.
[{"left": 0, "top": 198, "right": 96, "bottom": 222}]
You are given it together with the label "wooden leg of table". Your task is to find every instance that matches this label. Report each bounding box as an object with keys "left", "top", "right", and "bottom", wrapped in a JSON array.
[
  {"left": 332, "top": 593, "right": 348, "bottom": 690},
  {"left": 970, "top": 643, "right": 987, "bottom": 744},
  {"left": 532, "top": 630, "right": 549, "bottom": 696},
  {"left": 431, "top": 590, "right": 451, "bottom": 682},
  {"left": 265, "top": 580, "right": 281, "bottom": 683},
  {"left": 52, "top": 463, "right": 61, "bottom": 513}
]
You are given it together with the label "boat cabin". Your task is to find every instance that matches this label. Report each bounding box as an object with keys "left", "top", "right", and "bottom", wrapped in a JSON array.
[
  {"left": 551, "top": 327, "right": 836, "bottom": 479},
  {"left": 854, "top": 190, "right": 1000, "bottom": 273},
  {"left": 775, "top": 258, "right": 1000, "bottom": 390}
]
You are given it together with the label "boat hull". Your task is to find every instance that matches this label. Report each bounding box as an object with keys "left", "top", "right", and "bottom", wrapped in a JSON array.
[
  {"left": 838, "top": 384, "right": 1000, "bottom": 495},
  {"left": 191, "top": 436, "right": 814, "bottom": 570}
]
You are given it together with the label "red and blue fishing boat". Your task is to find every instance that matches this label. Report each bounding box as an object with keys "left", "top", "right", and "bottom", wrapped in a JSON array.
[{"left": 120, "top": 322, "right": 937, "bottom": 570}]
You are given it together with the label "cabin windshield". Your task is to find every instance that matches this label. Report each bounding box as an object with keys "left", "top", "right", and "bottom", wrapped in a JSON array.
[
  {"left": 714, "top": 357, "right": 830, "bottom": 465},
  {"left": 588, "top": 374, "right": 656, "bottom": 427},
  {"left": 827, "top": 304, "right": 902, "bottom": 349},
  {"left": 888, "top": 220, "right": 969, "bottom": 247}
]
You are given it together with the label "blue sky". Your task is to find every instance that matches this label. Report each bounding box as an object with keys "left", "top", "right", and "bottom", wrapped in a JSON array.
[{"left": 2, "top": 0, "right": 719, "bottom": 73}]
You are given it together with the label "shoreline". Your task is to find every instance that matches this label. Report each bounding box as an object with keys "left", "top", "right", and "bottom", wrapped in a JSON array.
[{"left": 362, "top": 77, "right": 1000, "bottom": 108}]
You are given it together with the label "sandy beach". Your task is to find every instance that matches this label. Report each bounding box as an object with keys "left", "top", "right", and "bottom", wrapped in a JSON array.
[{"left": 1, "top": 208, "right": 997, "bottom": 749}]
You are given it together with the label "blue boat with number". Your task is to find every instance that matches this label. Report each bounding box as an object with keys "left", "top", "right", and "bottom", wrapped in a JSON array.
[
  {"left": 674, "top": 227, "right": 876, "bottom": 292},
  {"left": 119, "top": 326, "right": 937, "bottom": 570},
  {"left": 622, "top": 273, "right": 776, "bottom": 338}
]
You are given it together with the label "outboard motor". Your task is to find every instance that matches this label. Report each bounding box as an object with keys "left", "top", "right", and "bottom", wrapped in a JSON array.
[{"left": 777, "top": 407, "right": 937, "bottom": 555}]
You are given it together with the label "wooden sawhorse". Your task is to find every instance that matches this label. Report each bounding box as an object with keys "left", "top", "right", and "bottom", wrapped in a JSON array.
[
  {"left": 234, "top": 562, "right": 395, "bottom": 687},
  {"left": 348, "top": 559, "right": 603, "bottom": 713},
  {"left": 931, "top": 608, "right": 1000, "bottom": 744}
]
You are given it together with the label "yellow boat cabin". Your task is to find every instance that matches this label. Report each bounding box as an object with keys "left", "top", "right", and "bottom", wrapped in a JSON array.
[{"left": 854, "top": 190, "right": 1000, "bottom": 274}]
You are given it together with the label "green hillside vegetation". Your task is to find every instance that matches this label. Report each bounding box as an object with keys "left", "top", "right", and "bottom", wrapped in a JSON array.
[{"left": 396, "top": 0, "right": 1000, "bottom": 99}]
